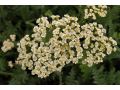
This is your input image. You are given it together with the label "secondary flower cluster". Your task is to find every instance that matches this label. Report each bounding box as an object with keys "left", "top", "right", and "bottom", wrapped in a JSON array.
[
  {"left": 1, "top": 34, "right": 16, "bottom": 52},
  {"left": 84, "top": 5, "right": 107, "bottom": 19},
  {"left": 81, "top": 22, "right": 117, "bottom": 66}
]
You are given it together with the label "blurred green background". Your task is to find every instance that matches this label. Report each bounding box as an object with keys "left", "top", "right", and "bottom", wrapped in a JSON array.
[{"left": 0, "top": 5, "right": 120, "bottom": 85}]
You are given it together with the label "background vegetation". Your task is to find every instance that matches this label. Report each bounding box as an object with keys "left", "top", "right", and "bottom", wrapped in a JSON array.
[{"left": 0, "top": 5, "right": 120, "bottom": 85}]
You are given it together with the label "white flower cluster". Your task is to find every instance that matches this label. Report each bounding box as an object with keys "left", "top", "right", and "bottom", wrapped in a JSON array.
[
  {"left": 1, "top": 34, "right": 16, "bottom": 52},
  {"left": 15, "top": 14, "right": 117, "bottom": 78},
  {"left": 16, "top": 15, "right": 83, "bottom": 78},
  {"left": 81, "top": 22, "right": 117, "bottom": 66},
  {"left": 84, "top": 5, "right": 107, "bottom": 19}
]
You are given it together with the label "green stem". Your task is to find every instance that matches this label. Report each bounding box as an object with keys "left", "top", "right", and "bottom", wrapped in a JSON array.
[
  {"left": 25, "top": 21, "right": 35, "bottom": 27},
  {"left": 59, "top": 72, "right": 63, "bottom": 85},
  {"left": 0, "top": 71, "right": 12, "bottom": 76}
]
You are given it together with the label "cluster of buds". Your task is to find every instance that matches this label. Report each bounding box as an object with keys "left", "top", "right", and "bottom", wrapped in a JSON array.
[{"left": 1, "top": 34, "right": 16, "bottom": 52}]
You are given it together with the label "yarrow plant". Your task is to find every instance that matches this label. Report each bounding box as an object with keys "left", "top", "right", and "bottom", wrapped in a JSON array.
[{"left": 1, "top": 5, "right": 117, "bottom": 78}]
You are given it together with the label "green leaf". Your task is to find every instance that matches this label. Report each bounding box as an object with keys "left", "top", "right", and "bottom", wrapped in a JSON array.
[
  {"left": 9, "top": 66, "right": 29, "bottom": 85},
  {"left": 0, "top": 58, "right": 7, "bottom": 71},
  {"left": 45, "top": 10, "right": 53, "bottom": 17}
]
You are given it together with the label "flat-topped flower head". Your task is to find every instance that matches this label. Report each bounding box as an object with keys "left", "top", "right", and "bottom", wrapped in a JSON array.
[
  {"left": 16, "top": 15, "right": 83, "bottom": 78},
  {"left": 0, "top": 10, "right": 116, "bottom": 78},
  {"left": 15, "top": 14, "right": 117, "bottom": 78}
]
